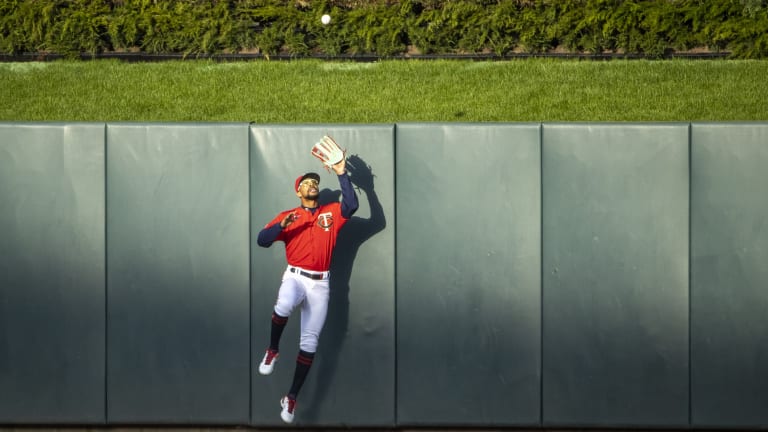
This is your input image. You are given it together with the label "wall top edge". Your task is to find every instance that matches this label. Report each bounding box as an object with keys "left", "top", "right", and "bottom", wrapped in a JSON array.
[{"left": 2, "top": 121, "right": 768, "bottom": 127}]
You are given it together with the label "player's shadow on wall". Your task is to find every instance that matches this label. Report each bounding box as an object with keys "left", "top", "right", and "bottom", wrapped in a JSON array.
[{"left": 302, "top": 154, "right": 386, "bottom": 421}]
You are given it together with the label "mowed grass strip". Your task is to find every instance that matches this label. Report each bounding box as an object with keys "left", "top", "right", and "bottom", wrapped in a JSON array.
[{"left": 1, "top": 59, "right": 767, "bottom": 122}]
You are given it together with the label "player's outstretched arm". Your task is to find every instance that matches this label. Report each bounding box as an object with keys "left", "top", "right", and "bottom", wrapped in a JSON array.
[
  {"left": 257, "top": 212, "right": 297, "bottom": 247},
  {"left": 257, "top": 223, "right": 281, "bottom": 247},
  {"left": 338, "top": 169, "right": 358, "bottom": 219}
]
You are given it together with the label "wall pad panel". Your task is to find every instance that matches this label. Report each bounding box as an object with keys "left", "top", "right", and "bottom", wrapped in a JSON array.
[
  {"left": 691, "top": 123, "right": 768, "bottom": 428},
  {"left": 542, "top": 123, "right": 690, "bottom": 427},
  {"left": 106, "top": 123, "right": 250, "bottom": 423},
  {"left": 0, "top": 123, "right": 106, "bottom": 423},
  {"left": 249, "top": 125, "right": 396, "bottom": 427},
  {"left": 396, "top": 123, "right": 542, "bottom": 426}
]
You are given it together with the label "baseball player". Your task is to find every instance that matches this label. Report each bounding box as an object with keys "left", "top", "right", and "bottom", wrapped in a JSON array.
[{"left": 256, "top": 156, "right": 358, "bottom": 424}]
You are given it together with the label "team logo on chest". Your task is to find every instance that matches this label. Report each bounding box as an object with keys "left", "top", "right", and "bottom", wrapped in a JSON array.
[{"left": 317, "top": 212, "right": 334, "bottom": 231}]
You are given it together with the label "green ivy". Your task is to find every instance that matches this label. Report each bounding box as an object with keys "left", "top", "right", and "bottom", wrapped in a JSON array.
[{"left": 1, "top": 0, "right": 767, "bottom": 58}]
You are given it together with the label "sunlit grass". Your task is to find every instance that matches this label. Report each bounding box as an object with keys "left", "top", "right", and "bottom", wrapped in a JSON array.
[{"left": 1, "top": 59, "right": 766, "bottom": 122}]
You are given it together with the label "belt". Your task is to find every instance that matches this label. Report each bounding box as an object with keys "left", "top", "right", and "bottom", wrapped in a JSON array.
[{"left": 289, "top": 266, "right": 328, "bottom": 280}]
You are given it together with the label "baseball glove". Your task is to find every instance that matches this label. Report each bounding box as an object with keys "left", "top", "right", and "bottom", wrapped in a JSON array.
[{"left": 311, "top": 135, "right": 345, "bottom": 167}]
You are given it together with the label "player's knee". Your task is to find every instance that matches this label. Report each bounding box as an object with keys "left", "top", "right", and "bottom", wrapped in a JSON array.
[
  {"left": 299, "top": 333, "right": 319, "bottom": 352},
  {"left": 274, "top": 300, "right": 293, "bottom": 318}
]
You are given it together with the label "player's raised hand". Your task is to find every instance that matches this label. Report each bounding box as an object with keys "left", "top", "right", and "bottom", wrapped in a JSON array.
[
  {"left": 312, "top": 135, "right": 346, "bottom": 174},
  {"left": 280, "top": 212, "right": 298, "bottom": 228},
  {"left": 331, "top": 156, "right": 346, "bottom": 175}
]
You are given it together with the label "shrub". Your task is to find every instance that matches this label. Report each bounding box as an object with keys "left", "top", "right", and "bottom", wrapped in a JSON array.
[{"left": 1, "top": 0, "right": 767, "bottom": 58}]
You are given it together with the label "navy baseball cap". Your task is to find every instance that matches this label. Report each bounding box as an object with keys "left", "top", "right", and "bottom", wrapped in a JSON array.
[{"left": 294, "top": 172, "right": 320, "bottom": 191}]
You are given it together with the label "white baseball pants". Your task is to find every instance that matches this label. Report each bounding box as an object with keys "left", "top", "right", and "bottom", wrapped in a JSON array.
[{"left": 273, "top": 266, "right": 330, "bottom": 353}]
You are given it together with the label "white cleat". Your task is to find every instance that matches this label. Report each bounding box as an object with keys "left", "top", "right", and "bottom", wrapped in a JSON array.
[
  {"left": 280, "top": 396, "right": 296, "bottom": 424},
  {"left": 258, "top": 349, "right": 279, "bottom": 375}
]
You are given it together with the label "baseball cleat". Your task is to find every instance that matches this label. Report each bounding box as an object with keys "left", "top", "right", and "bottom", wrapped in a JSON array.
[
  {"left": 280, "top": 396, "right": 296, "bottom": 424},
  {"left": 258, "top": 348, "right": 279, "bottom": 375}
]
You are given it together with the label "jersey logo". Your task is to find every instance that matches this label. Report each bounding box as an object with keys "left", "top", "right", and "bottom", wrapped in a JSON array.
[{"left": 317, "top": 212, "right": 334, "bottom": 231}]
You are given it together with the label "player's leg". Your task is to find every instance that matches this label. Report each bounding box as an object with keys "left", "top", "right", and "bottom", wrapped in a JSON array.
[
  {"left": 280, "top": 279, "right": 330, "bottom": 423},
  {"left": 273, "top": 272, "right": 307, "bottom": 349},
  {"left": 292, "top": 278, "right": 330, "bottom": 396},
  {"left": 259, "top": 272, "right": 305, "bottom": 376}
]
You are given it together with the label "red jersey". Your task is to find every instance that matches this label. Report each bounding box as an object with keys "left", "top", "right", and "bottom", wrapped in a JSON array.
[{"left": 265, "top": 202, "right": 349, "bottom": 271}]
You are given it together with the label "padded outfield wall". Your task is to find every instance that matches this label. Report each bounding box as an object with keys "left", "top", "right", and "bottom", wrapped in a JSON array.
[{"left": 0, "top": 122, "right": 767, "bottom": 428}]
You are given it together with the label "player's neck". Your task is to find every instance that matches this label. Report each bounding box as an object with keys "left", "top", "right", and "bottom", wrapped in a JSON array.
[{"left": 300, "top": 198, "right": 318, "bottom": 209}]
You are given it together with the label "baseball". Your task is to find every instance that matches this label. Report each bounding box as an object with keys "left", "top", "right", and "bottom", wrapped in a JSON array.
[{"left": 321, "top": 14, "right": 331, "bottom": 25}]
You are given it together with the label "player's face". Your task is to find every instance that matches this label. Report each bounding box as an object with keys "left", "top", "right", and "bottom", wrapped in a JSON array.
[{"left": 297, "top": 178, "right": 319, "bottom": 199}]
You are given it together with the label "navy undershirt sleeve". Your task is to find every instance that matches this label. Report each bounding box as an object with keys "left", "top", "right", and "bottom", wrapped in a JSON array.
[
  {"left": 257, "top": 222, "right": 282, "bottom": 247},
  {"left": 339, "top": 173, "right": 359, "bottom": 219}
]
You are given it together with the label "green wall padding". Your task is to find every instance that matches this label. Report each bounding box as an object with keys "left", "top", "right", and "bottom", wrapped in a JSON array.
[
  {"left": 0, "top": 123, "right": 106, "bottom": 423},
  {"left": 249, "top": 125, "right": 396, "bottom": 427},
  {"left": 105, "top": 123, "right": 251, "bottom": 423},
  {"left": 542, "top": 123, "right": 690, "bottom": 427},
  {"left": 691, "top": 122, "right": 768, "bottom": 428},
  {"left": 395, "top": 123, "right": 542, "bottom": 426},
  {"left": 1, "top": 121, "right": 768, "bottom": 429}
]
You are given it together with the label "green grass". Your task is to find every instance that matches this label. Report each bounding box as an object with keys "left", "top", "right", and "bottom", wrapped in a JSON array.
[{"left": 1, "top": 59, "right": 767, "bottom": 122}]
